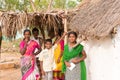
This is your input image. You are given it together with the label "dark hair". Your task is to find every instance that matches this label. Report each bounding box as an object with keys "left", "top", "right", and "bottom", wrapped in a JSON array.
[
  {"left": 45, "top": 39, "right": 52, "bottom": 43},
  {"left": 23, "top": 29, "right": 31, "bottom": 35},
  {"left": 58, "top": 29, "right": 63, "bottom": 37},
  {"left": 68, "top": 31, "right": 77, "bottom": 38},
  {"left": 32, "top": 28, "right": 39, "bottom": 33}
]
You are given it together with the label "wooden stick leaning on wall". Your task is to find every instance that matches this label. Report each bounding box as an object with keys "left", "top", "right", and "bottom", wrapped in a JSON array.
[
  {"left": 47, "top": 0, "right": 53, "bottom": 12},
  {"left": 0, "top": 27, "right": 2, "bottom": 59},
  {"left": 29, "top": 0, "right": 37, "bottom": 12},
  {"left": 64, "top": 10, "right": 68, "bottom": 44}
]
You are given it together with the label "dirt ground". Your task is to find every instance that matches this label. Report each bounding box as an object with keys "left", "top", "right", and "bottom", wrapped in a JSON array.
[
  {"left": 0, "top": 68, "right": 21, "bottom": 80},
  {"left": 0, "top": 52, "right": 21, "bottom": 80}
]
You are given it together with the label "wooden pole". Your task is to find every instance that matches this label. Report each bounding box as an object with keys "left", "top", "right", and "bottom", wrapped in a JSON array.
[
  {"left": 47, "top": 0, "right": 53, "bottom": 12},
  {"left": 64, "top": 10, "right": 68, "bottom": 44},
  {"left": 0, "top": 27, "right": 2, "bottom": 59}
]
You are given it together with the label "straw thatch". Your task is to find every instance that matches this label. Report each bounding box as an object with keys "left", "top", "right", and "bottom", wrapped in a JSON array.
[
  {"left": 0, "top": 12, "right": 64, "bottom": 40},
  {"left": 69, "top": 0, "right": 120, "bottom": 39},
  {"left": 1, "top": 0, "right": 120, "bottom": 40},
  {"left": 0, "top": 27, "right": 2, "bottom": 52}
]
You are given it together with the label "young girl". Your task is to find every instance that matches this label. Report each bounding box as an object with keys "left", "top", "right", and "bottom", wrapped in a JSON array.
[
  {"left": 62, "top": 31, "right": 87, "bottom": 80},
  {"left": 53, "top": 30, "right": 65, "bottom": 80},
  {"left": 20, "top": 29, "right": 41, "bottom": 80}
]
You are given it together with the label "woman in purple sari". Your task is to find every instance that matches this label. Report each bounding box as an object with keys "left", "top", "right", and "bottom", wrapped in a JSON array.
[{"left": 20, "top": 29, "right": 41, "bottom": 80}]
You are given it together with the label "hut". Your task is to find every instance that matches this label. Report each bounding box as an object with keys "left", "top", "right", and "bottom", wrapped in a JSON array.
[
  {"left": 1, "top": 0, "right": 120, "bottom": 80},
  {"left": 69, "top": 0, "right": 120, "bottom": 80},
  {"left": 0, "top": 12, "right": 64, "bottom": 40},
  {"left": 0, "top": 11, "right": 65, "bottom": 58}
]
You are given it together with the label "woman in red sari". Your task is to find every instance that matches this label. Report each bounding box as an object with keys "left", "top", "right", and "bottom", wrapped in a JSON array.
[{"left": 20, "top": 29, "right": 41, "bottom": 80}]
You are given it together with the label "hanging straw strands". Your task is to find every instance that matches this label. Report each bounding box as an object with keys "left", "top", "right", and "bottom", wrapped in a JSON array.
[
  {"left": 0, "top": 12, "right": 64, "bottom": 39},
  {"left": 0, "top": 12, "right": 28, "bottom": 39}
]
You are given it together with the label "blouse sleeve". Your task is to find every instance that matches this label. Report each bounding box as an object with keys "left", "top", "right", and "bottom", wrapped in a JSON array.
[{"left": 19, "top": 41, "right": 25, "bottom": 50}]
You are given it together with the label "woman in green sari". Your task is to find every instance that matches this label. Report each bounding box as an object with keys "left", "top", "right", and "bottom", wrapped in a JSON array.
[{"left": 62, "top": 31, "right": 87, "bottom": 80}]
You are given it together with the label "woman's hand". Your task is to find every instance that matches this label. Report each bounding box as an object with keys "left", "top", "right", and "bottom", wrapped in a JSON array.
[
  {"left": 34, "top": 48, "right": 41, "bottom": 55},
  {"left": 65, "top": 61, "right": 71, "bottom": 67},
  {"left": 41, "top": 70, "right": 45, "bottom": 76},
  {"left": 24, "top": 38, "right": 29, "bottom": 49},
  {"left": 57, "top": 57, "right": 61, "bottom": 63},
  {"left": 71, "top": 50, "right": 87, "bottom": 64},
  {"left": 20, "top": 40, "right": 28, "bottom": 55},
  {"left": 24, "top": 38, "right": 29, "bottom": 43},
  {"left": 63, "top": 32, "right": 68, "bottom": 36},
  {"left": 71, "top": 58, "right": 79, "bottom": 64},
  {"left": 24, "top": 43, "right": 28, "bottom": 49}
]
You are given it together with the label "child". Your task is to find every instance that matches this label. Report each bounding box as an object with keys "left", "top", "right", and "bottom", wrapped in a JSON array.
[{"left": 39, "top": 32, "right": 66, "bottom": 80}]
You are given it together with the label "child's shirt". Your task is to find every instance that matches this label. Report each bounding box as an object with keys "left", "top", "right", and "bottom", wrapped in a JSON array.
[
  {"left": 32, "top": 37, "right": 41, "bottom": 57},
  {"left": 39, "top": 44, "right": 57, "bottom": 72}
]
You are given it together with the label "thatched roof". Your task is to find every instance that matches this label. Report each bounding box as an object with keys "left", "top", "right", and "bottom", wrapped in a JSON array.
[
  {"left": 0, "top": 12, "right": 64, "bottom": 39},
  {"left": 1, "top": 0, "right": 120, "bottom": 40},
  {"left": 69, "top": 0, "right": 120, "bottom": 39}
]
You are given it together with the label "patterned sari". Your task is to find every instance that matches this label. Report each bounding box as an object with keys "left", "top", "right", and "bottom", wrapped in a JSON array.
[
  {"left": 62, "top": 44, "right": 86, "bottom": 80},
  {"left": 53, "top": 40, "right": 65, "bottom": 80},
  {"left": 20, "top": 40, "right": 40, "bottom": 80}
]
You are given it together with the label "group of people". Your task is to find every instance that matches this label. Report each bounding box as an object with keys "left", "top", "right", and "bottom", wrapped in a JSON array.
[{"left": 19, "top": 28, "right": 87, "bottom": 80}]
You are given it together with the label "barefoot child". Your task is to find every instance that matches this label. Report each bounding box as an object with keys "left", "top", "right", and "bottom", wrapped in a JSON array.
[{"left": 39, "top": 32, "right": 66, "bottom": 80}]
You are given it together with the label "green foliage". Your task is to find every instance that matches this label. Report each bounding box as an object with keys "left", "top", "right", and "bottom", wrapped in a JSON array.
[
  {"left": 67, "top": 1, "right": 77, "bottom": 9},
  {"left": 0, "top": 0, "right": 30, "bottom": 11},
  {"left": 53, "top": 0, "right": 66, "bottom": 9},
  {"left": 77, "top": 0, "right": 82, "bottom": 2},
  {"left": 0, "top": 0, "right": 82, "bottom": 11}
]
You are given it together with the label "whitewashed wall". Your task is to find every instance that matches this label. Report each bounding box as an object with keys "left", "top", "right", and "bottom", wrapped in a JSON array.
[{"left": 81, "top": 27, "right": 120, "bottom": 80}]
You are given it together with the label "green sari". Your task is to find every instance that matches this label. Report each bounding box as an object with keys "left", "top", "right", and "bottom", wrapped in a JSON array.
[{"left": 62, "top": 44, "right": 86, "bottom": 80}]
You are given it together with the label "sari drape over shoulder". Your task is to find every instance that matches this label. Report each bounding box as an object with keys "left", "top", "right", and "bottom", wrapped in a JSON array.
[
  {"left": 20, "top": 40, "right": 40, "bottom": 80},
  {"left": 62, "top": 44, "right": 86, "bottom": 80},
  {"left": 54, "top": 40, "right": 64, "bottom": 70},
  {"left": 53, "top": 40, "right": 65, "bottom": 80}
]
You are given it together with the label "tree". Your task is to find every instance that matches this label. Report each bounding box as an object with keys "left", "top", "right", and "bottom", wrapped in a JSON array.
[
  {"left": 0, "top": 0, "right": 82, "bottom": 12},
  {"left": 67, "top": 1, "right": 78, "bottom": 9},
  {"left": 0, "top": 0, "right": 31, "bottom": 11},
  {"left": 53, "top": 0, "right": 66, "bottom": 9}
]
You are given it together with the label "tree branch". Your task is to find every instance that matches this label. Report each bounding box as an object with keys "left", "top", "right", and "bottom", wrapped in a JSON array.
[
  {"left": 29, "top": 0, "right": 37, "bottom": 12},
  {"left": 47, "top": 0, "right": 53, "bottom": 12}
]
